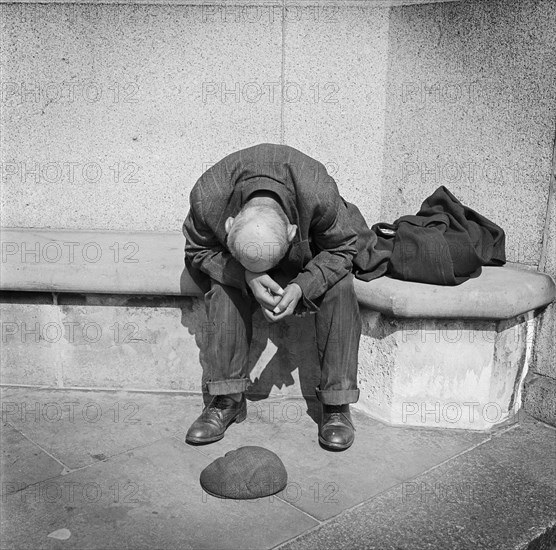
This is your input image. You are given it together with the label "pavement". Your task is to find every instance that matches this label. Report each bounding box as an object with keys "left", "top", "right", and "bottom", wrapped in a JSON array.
[{"left": 1, "top": 387, "right": 555, "bottom": 550}]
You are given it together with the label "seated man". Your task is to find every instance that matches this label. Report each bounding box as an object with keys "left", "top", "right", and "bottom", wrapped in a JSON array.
[{"left": 182, "top": 142, "right": 362, "bottom": 451}]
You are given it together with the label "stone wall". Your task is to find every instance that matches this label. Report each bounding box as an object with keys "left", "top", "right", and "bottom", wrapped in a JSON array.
[
  {"left": 2, "top": 0, "right": 553, "bottom": 261},
  {"left": 1, "top": 0, "right": 555, "bottom": 423},
  {"left": 525, "top": 150, "right": 555, "bottom": 425},
  {"left": 380, "top": 0, "right": 556, "bottom": 425}
]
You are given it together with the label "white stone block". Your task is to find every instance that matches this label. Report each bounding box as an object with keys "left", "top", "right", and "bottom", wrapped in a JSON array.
[{"left": 355, "top": 309, "right": 535, "bottom": 430}]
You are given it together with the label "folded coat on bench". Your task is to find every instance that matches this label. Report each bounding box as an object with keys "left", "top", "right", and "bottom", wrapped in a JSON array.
[{"left": 350, "top": 185, "right": 506, "bottom": 286}]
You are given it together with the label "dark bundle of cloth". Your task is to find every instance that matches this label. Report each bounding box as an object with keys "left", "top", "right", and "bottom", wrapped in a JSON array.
[{"left": 350, "top": 186, "right": 506, "bottom": 285}]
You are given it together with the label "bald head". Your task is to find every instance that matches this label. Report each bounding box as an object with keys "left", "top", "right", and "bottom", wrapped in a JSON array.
[{"left": 225, "top": 199, "right": 297, "bottom": 272}]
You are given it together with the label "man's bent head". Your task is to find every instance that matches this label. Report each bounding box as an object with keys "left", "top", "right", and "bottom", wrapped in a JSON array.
[{"left": 225, "top": 201, "right": 297, "bottom": 273}]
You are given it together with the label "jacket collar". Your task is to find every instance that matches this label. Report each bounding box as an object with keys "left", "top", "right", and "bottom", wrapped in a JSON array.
[{"left": 239, "top": 177, "right": 297, "bottom": 226}]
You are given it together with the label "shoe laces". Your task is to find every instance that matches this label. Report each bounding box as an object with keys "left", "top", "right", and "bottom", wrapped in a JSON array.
[
  {"left": 324, "top": 405, "right": 353, "bottom": 427},
  {"left": 208, "top": 395, "right": 238, "bottom": 412}
]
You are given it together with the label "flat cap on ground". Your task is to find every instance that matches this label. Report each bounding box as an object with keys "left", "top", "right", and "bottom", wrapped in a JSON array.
[{"left": 200, "top": 446, "right": 287, "bottom": 499}]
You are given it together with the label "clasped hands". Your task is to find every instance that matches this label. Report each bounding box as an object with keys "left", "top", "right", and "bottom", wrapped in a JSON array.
[{"left": 245, "top": 270, "right": 303, "bottom": 323}]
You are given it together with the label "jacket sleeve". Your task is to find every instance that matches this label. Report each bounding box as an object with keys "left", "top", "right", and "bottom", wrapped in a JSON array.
[
  {"left": 182, "top": 188, "right": 247, "bottom": 293},
  {"left": 289, "top": 189, "right": 358, "bottom": 309}
]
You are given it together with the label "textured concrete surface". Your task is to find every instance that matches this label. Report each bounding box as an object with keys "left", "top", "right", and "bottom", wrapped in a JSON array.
[
  {"left": 3, "top": 227, "right": 554, "bottom": 316},
  {"left": 2, "top": 228, "right": 552, "bottom": 430},
  {"left": 0, "top": 3, "right": 282, "bottom": 231},
  {"left": 532, "top": 302, "right": 556, "bottom": 381},
  {"left": 524, "top": 110, "right": 555, "bottom": 427},
  {"left": 1, "top": 422, "right": 64, "bottom": 489},
  {"left": 354, "top": 266, "right": 556, "bottom": 319},
  {"left": 0, "top": 303, "right": 62, "bottom": 387},
  {"left": 283, "top": 6, "right": 389, "bottom": 225},
  {"left": 2, "top": 0, "right": 554, "bottom": 266},
  {"left": 0, "top": 297, "right": 320, "bottom": 398},
  {"left": 278, "top": 419, "right": 556, "bottom": 550},
  {"left": 0, "top": 300, "right": 204, "bottom": 391},
  {"left": 5, "top": 0, "right": 552, "bottom": 249},
  {"left": 1, "top": 435, "right": 317, "bottom": 550},
  {"left": 1, "top": 389, "right": 193, "bottom": 470},
  {"left": 356, "top": 310, "right": 534, "bottom": 430},
  {"left": 523, "top": 374, "right": 556, "bottom": 428},
  {"left": 185, "top": 395, "right": 487, "bottom": 521},
  {"left": 381, "top": 0, "right": 556, "bottom": 266},
  {"left": 1, "top": 388, "right": 554, "bottom": 550},
  {"left": 531, "top": 161, "right": 555, "bottom": 380},
  {"left": 523, "top": 108, "right": 555, "bottom": 426},
  {"left": 0, "top": 228, "right": 202, "bottom": 295},
  {"left": 1, "top": 294, "right": 536, "bottom": 430}
]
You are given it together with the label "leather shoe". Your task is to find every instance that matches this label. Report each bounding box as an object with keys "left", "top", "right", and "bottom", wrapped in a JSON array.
[
  {"left": 319, "top": 404, "right": 355, "bottom": 450},
  {"left": 186, "top": 394, "right": 247, "bottom": 445}
]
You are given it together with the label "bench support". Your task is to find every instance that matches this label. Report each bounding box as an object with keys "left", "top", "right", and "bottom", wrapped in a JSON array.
[{"left": 355, "top": 310, "right": 536, "bottom": 430}]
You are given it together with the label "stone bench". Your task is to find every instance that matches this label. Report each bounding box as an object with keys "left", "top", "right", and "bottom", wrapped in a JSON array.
[
  {"left": 353, "top": 269, "right": 555, "bottom": 430},
  {"left": 1, "top": 227, "right": 554, "bottom": 431}
]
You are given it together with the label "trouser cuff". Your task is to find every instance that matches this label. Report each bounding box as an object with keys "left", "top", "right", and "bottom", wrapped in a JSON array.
[
  {"left": 315, "top": 388, "right": 360, "bottom": 405},
  {"left": 206, "top": 378, "right": 250, "bottom": 395}
]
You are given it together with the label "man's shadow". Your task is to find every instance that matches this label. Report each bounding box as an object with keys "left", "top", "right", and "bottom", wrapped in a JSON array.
[{"left": 179, "top": 266, "right": 321, "bottom": 424}]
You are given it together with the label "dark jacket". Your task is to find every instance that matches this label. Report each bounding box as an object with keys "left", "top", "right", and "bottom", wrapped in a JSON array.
[
  {"left": 183, "top": 144, "right": 506, "bottom": 306},
  {"left": 182, "top": 143, "right": 359, "bottom": 310},
  {"left": 351, "top": 186, "right": 506, "bottom": 285}
]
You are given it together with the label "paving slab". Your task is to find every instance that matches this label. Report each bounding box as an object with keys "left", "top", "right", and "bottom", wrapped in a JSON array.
[
  {"left": 181, "top": 396, "right": 491, "bottom": 521},
  {"left": 0, "top": 436, "right": 317, "bottom": 550},
  {"left": 523, "top": 374, "right": 556, "bottom": 427},
  {"left": 276, "top": 418, "right": 556, "bottom": 550},
  {"left": 1, "top": 422, "right": 64, "bottom": 495},
  {"left": 0, "top": 386, "right": 39, "bottom": 399},
  {"left": 4, "top": 388, "right": 548, "bottom": 550},
  {"left": 1, "top": 388, "right": 194, "bottom": 469}
]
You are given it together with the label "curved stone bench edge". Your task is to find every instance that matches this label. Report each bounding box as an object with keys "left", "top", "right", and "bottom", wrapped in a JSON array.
[
  {"left": 354, "top": 267, "right": 556, "bottom": 320},
  {"left": 1, "top": 228, "right": 555, "bottom": 320}
]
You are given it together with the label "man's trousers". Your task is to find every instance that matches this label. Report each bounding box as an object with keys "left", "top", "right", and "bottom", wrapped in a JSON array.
[{"left": 201, "top": 272, "right": 361, "bottom": 405}]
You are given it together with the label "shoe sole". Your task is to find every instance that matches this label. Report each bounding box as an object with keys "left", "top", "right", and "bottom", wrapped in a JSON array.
[
  {"left": 318, "top": 435, "right": 353, "bottom": 451},
  {"left": 186, "top": 433, "right": 225, "bottom": 445},
  {"left": 185, "top": 407, "right": 247, "bottom": 445}
]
